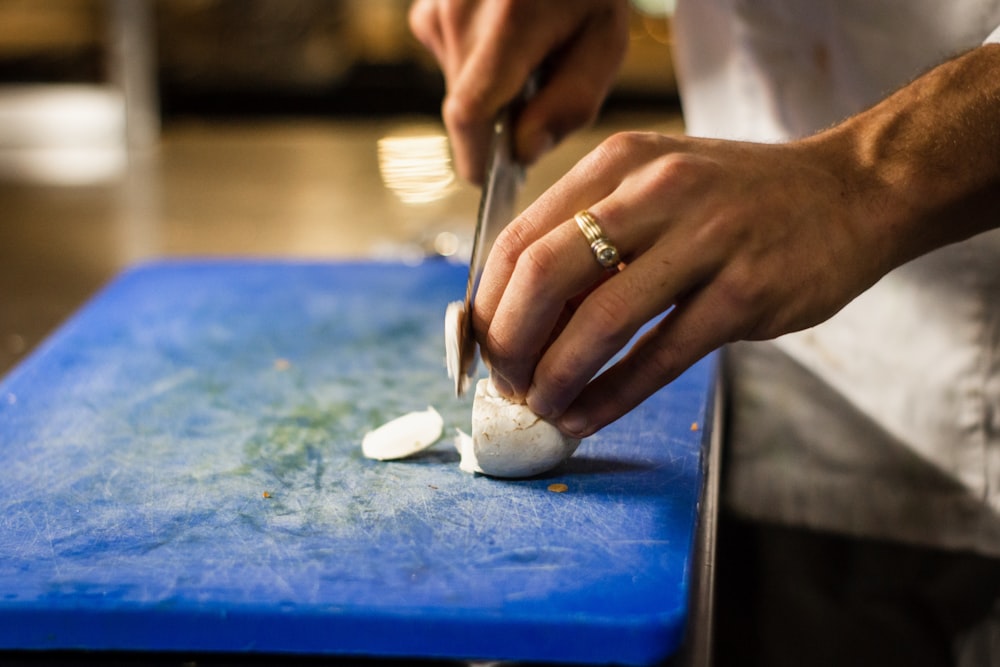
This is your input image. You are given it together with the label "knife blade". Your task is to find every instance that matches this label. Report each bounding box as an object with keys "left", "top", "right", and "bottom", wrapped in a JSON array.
[{"left": 449, "top": 84, "right": 534, "bottom": 397}]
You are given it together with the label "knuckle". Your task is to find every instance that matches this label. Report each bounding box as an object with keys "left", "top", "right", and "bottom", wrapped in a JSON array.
[
  {"left": 442, "top": 92, "right": 487, "bottom": 134},
  {"left": 708, "top": 266, "right": 777, "bottom": 338},
  {"left": 491, "top": 222, "right": 532, "bottom": 269},
  {"left": 654, "top": 152, "right": 729, "bottom": 212},
  {"left": 586, "top": 131, "right": 663, "bottom": 173},
  {"left": 655, "top": 152, "right": 711, "bottom": 189},
  {"left": 717, "top": 264, "right": 759, "bottom": 308},
  {"left": 601, "top": 131, "right": 657, "bottom": 159},
  {"left": 516, "top": 234, "right": 563, "bottom": 285},
  {"left": 595, "top": 131, "right": 640, "bottom": 163}
]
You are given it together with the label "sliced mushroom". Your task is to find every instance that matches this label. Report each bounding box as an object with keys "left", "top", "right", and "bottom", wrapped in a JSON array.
[
  {"left": 444, "top": 300, "right": 475, "bottom": 396},
  {"left": 453, "top": 428, "right": 480, "bottom": 474},
  {"left": 361, "top": 406, "right": 444, "bottom": 460}
]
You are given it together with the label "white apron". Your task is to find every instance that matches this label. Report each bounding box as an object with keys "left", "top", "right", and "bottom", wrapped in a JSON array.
[{"left": 672, "top": 0, "right": 1000, "bottom": 556}]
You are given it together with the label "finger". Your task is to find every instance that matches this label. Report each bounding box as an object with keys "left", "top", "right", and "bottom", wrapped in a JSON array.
[
  {"left": 443, "top": 16, "right": 544, "bottom": 183},
  {"left": 472, "top": 193, "right": 614, "bottom": 347},
  {"left": 473, "top": 143, "right": 673, "bottom": 395},
  {"left": 474, "top": 133, "right": 653, "bottom": 331},
  {"left": 514, "top": 10, "right": 630, "bottom": 167},
  {"left": 524, "top": 221, "right": 708, "bottom": 420},
  {"left": 442, "top": 1, "right": 630, "bottom": 182},
  {"left": 481, "top": 220, "right": 608, "bottom": 398},
  {"left": 481, "top": 271, "right": 605, "bottom": 387},
  {"left": 407, "top": 0, "right": 514, "bottom": 183},
  {"left": 554, "top": 285, "right": 735, "bottom": 438},
  {"left": 407, "top": 0, "right": 445, "bottom": 64},
  {"left": 485, "top": 195, "right": 673, "bottom": 399}
]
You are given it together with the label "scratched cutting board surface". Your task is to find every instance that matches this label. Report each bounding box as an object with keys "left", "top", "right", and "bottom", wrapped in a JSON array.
[{"left": 0, "top": 260, "right": 715, "bottom": 665}]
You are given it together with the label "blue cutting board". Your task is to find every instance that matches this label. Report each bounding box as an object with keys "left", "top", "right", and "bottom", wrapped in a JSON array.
[{"left": 0, "top": 260, "right": 716, "bottom": 665}]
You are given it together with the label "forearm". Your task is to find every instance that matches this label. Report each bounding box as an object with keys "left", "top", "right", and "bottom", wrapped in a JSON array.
[{"left": 816, "top": 44, "right": 1000, "bottom": 274}]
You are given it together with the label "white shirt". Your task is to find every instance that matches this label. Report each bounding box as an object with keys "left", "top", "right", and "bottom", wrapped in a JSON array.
[{"left": 672, "top": 0, "right": 1000, "bottom": 556}]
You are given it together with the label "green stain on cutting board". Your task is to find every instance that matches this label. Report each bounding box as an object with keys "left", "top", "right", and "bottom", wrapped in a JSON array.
[{"left": 241, "top": 401, "right": 355, "bottom": 489}]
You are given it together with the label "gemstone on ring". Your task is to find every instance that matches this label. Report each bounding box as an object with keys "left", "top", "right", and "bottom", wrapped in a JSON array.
[
  {"left": 592, "top": 240, "right": 620, "bottom": 268},
  {"left": 574, "top": 210, "right": 621, "bottom": 270}
]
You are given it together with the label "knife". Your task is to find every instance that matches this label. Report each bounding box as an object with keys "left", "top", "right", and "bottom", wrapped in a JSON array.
[{"left": 450, "top": 81, "right": 534, "bottom": 397}]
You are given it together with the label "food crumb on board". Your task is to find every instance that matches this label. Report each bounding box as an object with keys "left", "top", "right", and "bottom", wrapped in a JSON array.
[
  {"left": 273, "top": 358, "right": 291, "bottom": 371},
  {"left": 547, "top": 483, "right": 569, "bottom": 493},
  {"left": 690, "top": 422, "right": 699, "bottom": 432},
  {"left": 262, "top": 491, "right": 272, "bottom": 499}
]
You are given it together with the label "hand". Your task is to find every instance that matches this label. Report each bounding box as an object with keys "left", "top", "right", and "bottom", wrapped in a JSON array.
[
  {"left": 408, "top": 0, "right": 630, "bottom": 183},
  {"left": 473, "top": 43, "right": 1000, "bottom": 438},
  {"left": 473, "top": 131, "right": 890, "bottom": 437}
]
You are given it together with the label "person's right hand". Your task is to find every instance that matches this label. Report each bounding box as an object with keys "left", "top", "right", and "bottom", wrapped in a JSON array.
[
  {"left": 408, "top": 0, "right": 631, "bottom": 183},
  {"left": 472, "top": 43, "right": 1000, "bottom": 438}
]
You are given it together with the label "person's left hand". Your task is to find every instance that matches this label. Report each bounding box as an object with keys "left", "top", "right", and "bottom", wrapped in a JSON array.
[{"left": 408, "top": 0, "right": 630, "bottom": 183}]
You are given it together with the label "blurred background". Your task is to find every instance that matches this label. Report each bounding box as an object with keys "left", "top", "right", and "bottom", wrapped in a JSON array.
[{"left": 0, "top": 0, "right": 683, "bottom": 374}]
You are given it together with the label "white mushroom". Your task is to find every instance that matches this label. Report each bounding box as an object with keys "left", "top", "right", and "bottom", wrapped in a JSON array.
[
  {"left": 363, "top": 307, "right": 580, "bottom": 476},
  {"left": 462, "top": 378, "right": 580, "bottom": 478},
  {"left": 361, "top": 406, "right": 444, "bottom": 460}
]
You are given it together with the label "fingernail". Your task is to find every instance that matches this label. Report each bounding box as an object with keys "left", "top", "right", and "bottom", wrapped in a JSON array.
[{"left": 558, "top": 411, "right": 589, "bottom": 437}]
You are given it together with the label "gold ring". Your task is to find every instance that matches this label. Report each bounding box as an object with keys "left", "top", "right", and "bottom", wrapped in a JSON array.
[{"left": 575, "top": 210, "right": 620, "bottom": 269}]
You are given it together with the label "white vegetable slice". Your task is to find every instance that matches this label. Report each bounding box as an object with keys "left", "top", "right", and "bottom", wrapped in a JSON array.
[
  {"left": 453, "top": 428, "right": 481, "bottom": 474},
  {"left": 362, "top": 407, "right": 444, "bottom": 461},
  {"left": 445, "top": 300, "right": 475, "bottom": 396},
  {"left": 467, "top": 378, "right": 580, "bottom": 478}
]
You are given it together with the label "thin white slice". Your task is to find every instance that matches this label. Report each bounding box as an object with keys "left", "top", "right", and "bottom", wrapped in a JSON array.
[
  {"left": 454, "top": 428, "right": 481, "bottom": 474},
  {"left": 444, "top": 300, "right": 474, "bottom": 396},
  {"left": 466, "top": 378, "right": 580, "bottom": 478},
  {"left": 362, "top": 406, "right": 444, "bottom": 460}
]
